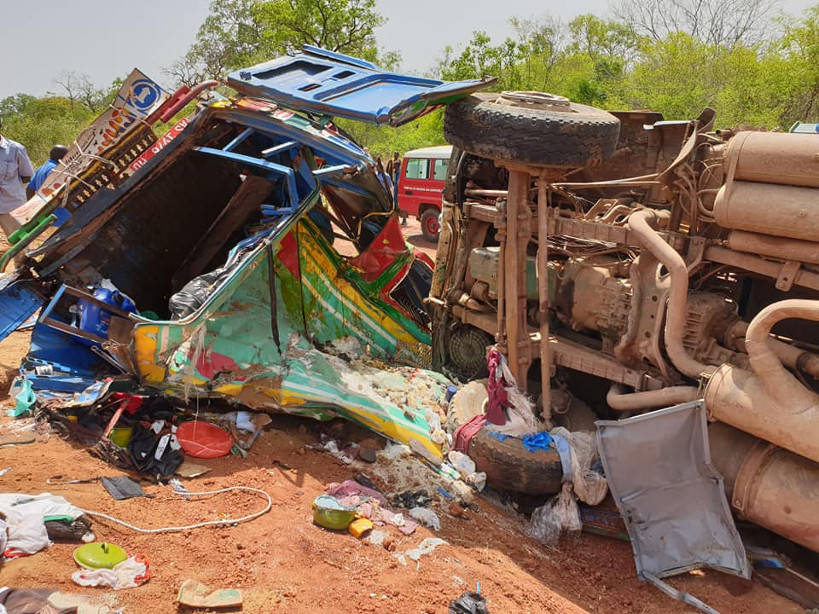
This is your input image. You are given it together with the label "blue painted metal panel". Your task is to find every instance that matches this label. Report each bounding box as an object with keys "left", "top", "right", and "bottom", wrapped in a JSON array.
[
  {"left": 228, "top": 46, "right": 494, "bottom": 126},
  {"left": 0, "top": 277, "right": 44, "bottom": 342}
]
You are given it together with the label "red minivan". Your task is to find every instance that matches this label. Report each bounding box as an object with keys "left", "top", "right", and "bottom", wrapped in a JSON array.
[{"left": 396, "top": 145, "right": 452, "bottom": 241}]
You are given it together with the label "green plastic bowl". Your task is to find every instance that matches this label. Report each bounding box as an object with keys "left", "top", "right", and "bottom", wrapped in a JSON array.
[
  {"left": 73, "top": 542, "right": 128, "bottom": 569},
  {"left": 312, "top": 495, "right": 356, "bottom": 530}
]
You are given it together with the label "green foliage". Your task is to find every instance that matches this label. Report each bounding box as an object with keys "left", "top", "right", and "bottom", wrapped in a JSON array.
[
  {"left": 168, "top": 0, "right": 393, "bottom": 85},
  {"left": 8, "top": 1, "right": 819, "bottom": 167},
  {"left": 0, "top": 95, "right": 95, "bottom": 165},
  {"left": 338, "top": 110, "right": 447, "bottom": 160}
]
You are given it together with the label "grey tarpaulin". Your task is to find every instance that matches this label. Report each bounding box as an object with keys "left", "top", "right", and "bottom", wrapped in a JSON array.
[{"left": 596, "top": 401, "right": 749, "bottom": 613}]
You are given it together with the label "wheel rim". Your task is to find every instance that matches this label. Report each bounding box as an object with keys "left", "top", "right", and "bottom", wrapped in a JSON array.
[
  {"left": 498, "top": 91, "right": 570, "bottom": 111},
  {"left": 424, "top": 214, "right": 439, "bottom": 237}
]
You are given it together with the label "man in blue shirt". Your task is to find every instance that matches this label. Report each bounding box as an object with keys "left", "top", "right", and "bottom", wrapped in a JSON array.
[
  {"left": 0, "top": 118, "right": 35, "bottom": 247},
  {"left": 26, "top": 144, "right": 68, "bottom": 199}
]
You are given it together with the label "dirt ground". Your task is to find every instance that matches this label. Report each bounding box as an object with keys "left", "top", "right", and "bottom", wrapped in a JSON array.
[{"left": 0, "top": 223, "right": 806, "bottom": 614}]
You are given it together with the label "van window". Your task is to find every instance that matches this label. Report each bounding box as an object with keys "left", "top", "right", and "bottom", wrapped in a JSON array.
[
  {"left": 433, "top": 158, "right": 449, "bottom": 181},
  {"left": 405, "top": 158, "right": 429, "bottom": 180}
]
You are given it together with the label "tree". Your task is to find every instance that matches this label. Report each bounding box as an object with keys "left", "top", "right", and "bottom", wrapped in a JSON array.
[
  {"left": 612, "top": 0, "right": 778, "bottom": 48},
  {"left": 54, "top": 72, "right": 110, "bottom": 113},
  {"left": 167, "top": 0, "right": 392, "bottom": 85}
]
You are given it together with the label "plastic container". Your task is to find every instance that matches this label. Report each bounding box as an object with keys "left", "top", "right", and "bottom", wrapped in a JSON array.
[
  {"left": 312, "top": 495, "right": 356, "bottom": 530},
  {"left": 73, "top": 542, "right": 128, "bottom": 569},
  {"left": 77, "top": 286, "right": 137, "bottom": 341}
]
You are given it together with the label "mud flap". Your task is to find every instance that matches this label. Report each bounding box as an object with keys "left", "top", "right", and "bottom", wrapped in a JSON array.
[{"left": 596, "top": 401, "right": 749, "bottom": 613}]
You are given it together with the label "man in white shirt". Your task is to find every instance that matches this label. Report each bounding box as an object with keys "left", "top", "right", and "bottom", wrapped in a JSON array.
[{"left": 0, "top": 117, "right": 35, "bottom": 244}]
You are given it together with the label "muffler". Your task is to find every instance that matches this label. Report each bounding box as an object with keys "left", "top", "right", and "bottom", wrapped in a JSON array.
[{"left": 709, "top": 422, "right": 819, "bottom": 553}]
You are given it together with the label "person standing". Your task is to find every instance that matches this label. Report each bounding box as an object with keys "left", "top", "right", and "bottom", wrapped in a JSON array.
[
  {"left": 385, "top": 151, "right": 406, "bottom": 225},
  {"left": 26, "top": 144, "right": 68, "bottom": 199},
  {"left": 0, "top": 118, "right": 35, "bottom": 244},
  {"left": 375, "top": 157, "right": 394, "bottom": 196}
]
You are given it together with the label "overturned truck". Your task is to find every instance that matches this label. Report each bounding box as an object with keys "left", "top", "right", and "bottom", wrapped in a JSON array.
[
  {"left": 0, "top": 49, "right": 816, "bottom": 556},
  {"left": 432, "top": 94, "right": 819, "bottom": 552}
]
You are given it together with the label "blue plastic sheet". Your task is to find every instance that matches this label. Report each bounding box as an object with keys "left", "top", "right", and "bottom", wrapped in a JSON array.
[{"left": 522, "top": 431, "right": 552, "bottom": 452}]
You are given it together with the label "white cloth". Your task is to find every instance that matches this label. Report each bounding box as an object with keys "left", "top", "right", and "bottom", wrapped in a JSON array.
[
  {"left": 0, "top": 493, "right": 84, "bottom": 556},
  {"left": 0, "top": 136, "right": 34, "bottom": 214}
]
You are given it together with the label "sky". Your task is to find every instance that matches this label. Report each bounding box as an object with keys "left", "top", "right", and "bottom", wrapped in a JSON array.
[{"left": 1, "top": 0, "right": 816, "bottom": 100}]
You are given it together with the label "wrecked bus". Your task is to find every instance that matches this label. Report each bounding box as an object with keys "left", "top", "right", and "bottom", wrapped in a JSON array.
[{"left": 0, "top": 47, "right": 491, "bottom": 461}]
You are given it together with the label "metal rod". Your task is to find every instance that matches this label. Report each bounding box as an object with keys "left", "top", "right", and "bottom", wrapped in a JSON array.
[
  {"left": 506, "top": 170, "right": 531, "bottom": 387},
  {"left": 537, "top": 172, "right": 551, "bottom": 420}
]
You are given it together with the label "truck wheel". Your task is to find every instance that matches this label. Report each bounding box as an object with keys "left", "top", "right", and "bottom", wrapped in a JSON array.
[
  {"left": 449, "top": 382, "right": 564, "bottom": 496},
  {"left": 444, "top": 92, "right": 620, "bottom": 167},
  {"left": 420, "top": 209, "right": 440, "bottom": 242},
  {"left": 468, "top": 430, "right": 563, "bottom": 496}
]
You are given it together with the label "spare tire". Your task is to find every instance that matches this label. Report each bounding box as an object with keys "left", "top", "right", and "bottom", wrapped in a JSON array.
[
  {"left": 444, "top": 91, "right": 620, "bottom": 168},
  {"left": 450, "top": 382, "right": 563, "bottom": 496}
]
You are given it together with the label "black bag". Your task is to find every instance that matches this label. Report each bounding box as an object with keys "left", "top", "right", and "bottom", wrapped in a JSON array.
[{"left": 449, "top": 592, "right": 491, "bottom": 614}]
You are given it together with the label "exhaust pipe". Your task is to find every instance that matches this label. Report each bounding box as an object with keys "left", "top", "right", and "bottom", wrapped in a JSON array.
[
  {"left": 628, "top": 209, "right": 715, "bottom": 379},
  {"left": 705, "top": 300, "right": 819, "bottom": 464}
]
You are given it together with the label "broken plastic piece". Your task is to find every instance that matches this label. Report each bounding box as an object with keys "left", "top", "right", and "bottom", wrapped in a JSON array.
[{"left": 348, "top": 517, "right": 374, "bottom": 538}]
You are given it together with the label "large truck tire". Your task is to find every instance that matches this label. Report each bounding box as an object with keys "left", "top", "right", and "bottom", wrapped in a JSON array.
[
  {"left": 449, "top": 381, "right": 563, "bottom": 496},
  {"left": 444, "top": 92, "right": 620, "bottom": 168}
]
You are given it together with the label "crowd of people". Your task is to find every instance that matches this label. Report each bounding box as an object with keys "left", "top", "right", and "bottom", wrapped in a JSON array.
[{"left": 0, "top": 117, "right": 67, "bottom": 245}]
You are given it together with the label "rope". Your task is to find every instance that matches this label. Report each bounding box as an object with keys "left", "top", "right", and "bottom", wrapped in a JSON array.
[{"left": 80, "top": 486, "right": 272, "bottom": 534}]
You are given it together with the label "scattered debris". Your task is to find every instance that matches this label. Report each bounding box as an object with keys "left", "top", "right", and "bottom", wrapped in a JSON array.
[
  {"left": 396, "top": 537, "right": 448, "bottom": 567},
  {"left": 409, "top": 507, "right": 441, "bottom": 531},
  {"left": 348, "top": 517, "right": 374, "bottom": 539},
  {"left": 72, "top": 553, "right": 150, "bottom": 590},
  {"left": 449, "top": 591, "right": 491, "bottom": 614},
  {"left": 312, "top": 494, "right": 356, "bottom": 531},
  {"left": 177, "top": 579, "right": 243, "bottom": 609},
  {"left": 73, "top": 542, "right": 128, "bottom": 570},
  {"left": 100, "top": 476, "right": 147, "bottom": 501}
]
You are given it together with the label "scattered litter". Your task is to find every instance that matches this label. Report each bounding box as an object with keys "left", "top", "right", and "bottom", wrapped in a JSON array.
[
  {"left": 175, "top": 461, "right": 211, "bottom": 478},
  {"left": 0, "top": 588, "right": 117, "bottom": 614},
  {"left": 522, "top": 431, "right": 551, "bottom": 452},
  {"left": 396, "top": 537, "right": 448, "bottom": 567},
  {"left": 44, "top": 517, "right": 95, "bottom": 543},
  {"left": 177, "top": 579, "right": 242, "bottom": 609},
  {"left": 176, "top": 421, "right": 232, "bottom": 459},
  {"left": 8, "top": 379, "right": 36, "bottom": 418},
  {"left": 448, "top": 503, "right": 467, "bottom": 518},
  {"left": 72, "top": 553, "right": 150, "bottom": 590},
  {"left": 169, "top": 478, "right": 191, "bottom": 498},
  {"left": 326, "top": 479, "right": 388, "bottom": 507},
  {"left": 447, "top": 451, "right": 476, "bottom": 478},
  {"left": 0, "top": 493, "right": 88, "bottom": 557},
  {"left": 528, "top": 483, "right": 582, "bottom": 545},
  {"left": 393, "top": 490, "right": 432, "bottom": 509},
  {"left": 100, "top": 476, "right": 147, "bottom": 501},
  {"left": 409, "top": 507, "right": 441, "bottom": 531},
  {"left": 348, "top": 517, "right": 374, "bottom": 539},
  {"left": 0, "top": 468, "right": 10, "bottom": 477},
  {"left": 366, "top": 529, "right": 389, "bottom": 548},
  {"left": 449, "top": 591, "right": 491, "bottom": 614},
  {"left": 73, "top": 542, "right": 128, "bottom": 569},
  {"left": 312, "top": 494, "right": 356, "bottom": 530},
  {"left": 317, "top": 439, "right": 357, "bottom": 464},
  {"left": 0, "top": 435, "right": 35, "bottom": 448}
]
